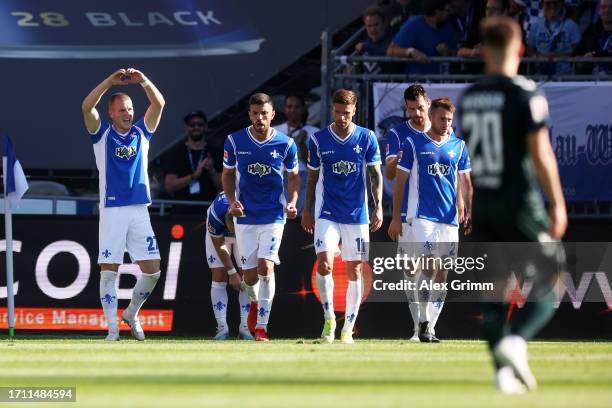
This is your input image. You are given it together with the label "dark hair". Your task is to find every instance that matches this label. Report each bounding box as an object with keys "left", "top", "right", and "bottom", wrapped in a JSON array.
[
  {"left": 423, "top": 0, "right": 449, "bottom": 16},
  {"left": 430, "top": 96, "right": 456, "bottom": 113},
  {"left": 108, "top": 92, "right": 130, "bottom": 109},
  {"left": 284, "top": 94, "right": 306, "bottom": 107},
  {"left": 404, "top": 84, "right": 429, "bottom": 102},
  {"left": 363, "top": 5, "right": 386, "bottom": 20},
  {"left": 249, "top": 92, "right": 273, "bottom": 106},
  {"left": 497, "top": 0, "right": 510, "bottom": 11},
  {"left": 183, "top": 110, "right": 207, "bottom": 124},
  {"left": 481, "top": 16, "right": 522, "bottom": 51},
  {"left": 332, "top": 89, "right": 358, "bottom": 106}
]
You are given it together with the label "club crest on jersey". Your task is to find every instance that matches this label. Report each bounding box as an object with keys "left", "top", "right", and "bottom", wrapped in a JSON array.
[
  {"left": 332, "top": 160, "right": 357, "bottom": 176},
  {"left": 115, "top": 145, "right": 137, "bottom": 159},
  {"left": 448, "top": 149, "right": 456, "bottom": 158},
  {"left": 223, "top": 150, "right": 228, "bottom": 161},
  {"left": 248, "top": 162, "right": 272, "bottom": 177},
  {"left": 270, "top": 149, "right": 280, "bottom": 159},
  {"left": 207, "top": 223, "right": 217, "bottom": 234},
  {"left": 427, "top": 162, "right": 451, "bottom": 176},
  {"left": 353, "top": 144, "right": 363, "bottom": 154}
]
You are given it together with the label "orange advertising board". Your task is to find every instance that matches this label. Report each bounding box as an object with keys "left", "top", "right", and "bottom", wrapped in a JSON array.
[{"left": 0, "top": 307, "right": 173, "bottom": 331}]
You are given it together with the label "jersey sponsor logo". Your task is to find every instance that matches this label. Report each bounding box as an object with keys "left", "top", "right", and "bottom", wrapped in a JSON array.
[
  {"left": 207, "top": 223, "right": 217, "bottom": 234},
  {"left": 321, "top": 150, "right": 335, "bottom": 155},
  {"left": 420, "top": 151, "right": 434, "bottom": 155},
  {"left": 332, "top": 160, "right": 357, "bottom": 176},
  {"left": 115, "top": 145, "right": 137, "bottom": 159},
  {"left": 353, "top": 144, "right": 363, "bottom": 154},
  {"left": 247, "top": 162, "right": 272, "bottom": 177},
  {"left": 427, "top": 162, "right": 451, "bottom": 177},
  {"left": 237, "top": 151, "right": 252, "bottom": 155}
]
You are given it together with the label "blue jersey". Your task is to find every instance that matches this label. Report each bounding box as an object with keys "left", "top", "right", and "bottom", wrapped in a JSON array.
[
  {"left": 308, "top": 125, "right": 381, "bottom": 225},
  {"left": 223, "top": 127, "right": 298, "bottom": 225},
  {"left": 207, "top": 192, "right": 234, "bottom": 238},
  {"left": 90, "top": 118, "right": 152, "bottom": 208},
  {"left": 397, "top": 132, "right": 471, "bottom": 226},
  {"left": 387, "top": 122, "right": 458, "bottom": 222}
]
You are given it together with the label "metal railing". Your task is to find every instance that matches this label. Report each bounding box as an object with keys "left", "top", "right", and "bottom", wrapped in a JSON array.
[{"left": 1, "top": 194, "right": 212, "bottom": 217}]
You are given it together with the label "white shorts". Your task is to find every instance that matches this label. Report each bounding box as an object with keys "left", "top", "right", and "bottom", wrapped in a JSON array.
[
  {"left": 98, "top": 205, "right": 160, "bottom": 264},
  {"left": 205, "top": 232, "right": 240, "bottom": 269},
  {"left": 314, "top": 218, "right": 369, "bottom": 261},
  {"left": 407, "top": 218, "right": 458, "bottom": 258},
  {"left": 234, "top": 223, "right": 285, "bottom": 269}
]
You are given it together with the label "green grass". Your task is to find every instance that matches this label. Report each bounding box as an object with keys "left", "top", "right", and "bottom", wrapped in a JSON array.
[{"left": 0, "top": 338, "right": 610, "bottom": 407}]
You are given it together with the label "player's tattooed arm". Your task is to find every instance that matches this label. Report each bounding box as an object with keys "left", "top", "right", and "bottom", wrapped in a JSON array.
[
  {"left": 285, "top": 170, "right": 300, "bottom": 220},
  {"left": 82, "top": 69, "right": 128, "bottom": 134},
  {"left": 222, "top": 167, "right": 244, "bottom": 217},
  {"left": 388, "top": 168, "right": 409, "bottom": 241},
  {"left": 459, "top": 172, "right": 473, "bottom": 235},
  {"left": 301, "top": 169, "right": 319, "bottom": 234},
  {"left": 368, "top": 164, "right": 383, "bottom": 232}
]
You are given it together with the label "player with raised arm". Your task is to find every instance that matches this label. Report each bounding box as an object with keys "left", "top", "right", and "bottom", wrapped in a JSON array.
[
  {"left": 388, "top": 97, "right": 473, "bottom": 343},
  {"left": 81, "top": 68, "right": 165, "bottom": 341},
  {"left": 205, "top": 191, "right": 254, "bottom": 340},
  {"left": 459, "top": 16, "right": 567, "bottom": 394},
  {"left": 221, "top": 93, "right": 299, "bottom": 342},
  {"left": 301, "top": 89, "right": 383, "bottom": 344}
]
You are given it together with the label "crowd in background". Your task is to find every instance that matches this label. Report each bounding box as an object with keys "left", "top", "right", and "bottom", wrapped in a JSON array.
[{"left": 352, "top": 0, "right": 611, "bottom": 75}]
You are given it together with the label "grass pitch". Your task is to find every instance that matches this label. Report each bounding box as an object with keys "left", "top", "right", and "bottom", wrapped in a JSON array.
[{"left": 0, "top": 337, "right": 610, "bottom": 408}]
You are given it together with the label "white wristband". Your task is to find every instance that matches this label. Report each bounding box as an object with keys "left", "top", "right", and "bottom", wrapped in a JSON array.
[
  {"left": 140, "top": 80, "right": 151, "bottom": 88},
  {"left": 227, "top": 267, "right": 237, "bottom": 276}
]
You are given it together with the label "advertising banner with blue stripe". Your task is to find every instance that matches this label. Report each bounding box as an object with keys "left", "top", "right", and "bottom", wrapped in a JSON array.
[
  {"left": 373, "top": 82, "right": 612, "bottom": 202},
  {"left": 0, "top": 0, "right": 373, "bottom": 169}
]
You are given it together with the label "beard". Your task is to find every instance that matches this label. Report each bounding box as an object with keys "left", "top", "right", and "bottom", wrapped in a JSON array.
[{"left": 189, "top": 132, "right": 205, "bottom": 142}]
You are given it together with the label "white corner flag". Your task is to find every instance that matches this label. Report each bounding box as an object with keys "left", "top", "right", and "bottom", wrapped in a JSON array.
[
  {"left": 3, "top": 135, "right": 29, "bottom": 208},
  {"left": 3, "top": 134, "right": 28, "bottom": 339}
]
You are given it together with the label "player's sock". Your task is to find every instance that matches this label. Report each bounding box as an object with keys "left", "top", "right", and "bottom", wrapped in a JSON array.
[
  {"left": 256, "top": 274, "right": 275, "bottom": 329},
  {"left": 404, "top": 278, "right": 420, "bottom": 331},
  {"left": 238, "top": 282, "right": 251, "bottom": 328},
  {"left": 316, "top": 272, "right": 336, "bottom": 320},
  {"left": 342, "top": 279, "right": 362, "bottom": 333},
  {"left": 510, "top": 285, "right": 556, "bottom": 341},
  {"left": 244, "top": 281, "right": 259, "bottom": 302},
  {"left": 482, "top": 302, "right": 509, "bottom": 363},
  {"left": 210, "top": 281, "right": 228, "bottom": 331},
  {"left": 100, "top": 270, "right": 118, "bottom": 332},
  {"left": 417, "top": 274, "right": 431, "bottom": 324},
  {"left": 124, "top": 271, "right": 161, "bottom": 319},
  {"left": 427, "top": 287, "right": 447, "bottom": 333}
]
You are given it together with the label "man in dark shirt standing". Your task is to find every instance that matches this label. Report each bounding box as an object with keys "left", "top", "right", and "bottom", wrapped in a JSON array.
[
  {"left": 164, "top": 111, "right": 222, "bottom": 214},
  {"left": 459, "top": 16, "right": 566, "bottom": 394}
]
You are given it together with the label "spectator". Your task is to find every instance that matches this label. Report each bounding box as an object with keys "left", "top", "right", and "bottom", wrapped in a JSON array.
[
  {"left": 164, "top": 111, "right": 222, "bottom": 214},
  {"left": 577, "top": 0, "right": 612, "bottom": 73},
  {"left": 526, "top": 0, "right": 581, "bottom": 74},
  {"left": 273, "top": 95, "right": 319, "bottom": 215},
  {"left": 355, "top": 6, "right": 396, "bottom": 74},
  {"left": 513, "top": 0, "right": 544, "bottom": 35},
  {"left": 458, "top": 0, "right": 510, "bottom": 57},
  {"left": 380, "top": 0, "right": 425, "bottom": 31},
  {"left": 450, "top": 0, "right": 487, "bottom": 47},
  {"left": 387, "top": 0, "right": 458, "bottom": 76}
]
